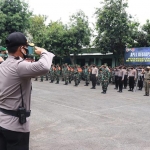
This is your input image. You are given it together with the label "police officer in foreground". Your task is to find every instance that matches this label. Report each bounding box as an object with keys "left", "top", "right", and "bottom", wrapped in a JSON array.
[{"left": 0, "top": 32, "right": 54, "bottom": 150}]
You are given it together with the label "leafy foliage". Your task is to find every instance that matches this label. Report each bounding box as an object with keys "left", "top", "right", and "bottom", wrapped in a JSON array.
[
  {"left": 0, "top": 0, "right": 32, "bottom": 45},
  {"left": 94, "top": 0, "right": 131, "bottom": 63},
  {"left": 28, "top": 15, "right": 47, "bottom": 47}
]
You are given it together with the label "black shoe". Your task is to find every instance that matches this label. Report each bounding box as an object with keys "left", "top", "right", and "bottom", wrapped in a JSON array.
[
  {"left": 103, "top": 90, "right": 106, "bottom": 94},
  {"left": 128, "top": 89, "right": 132, "bottom": 91},
  {"left": 144, "top": 94, "right": 148, "bottom": 96},
  {"left": 91, "top": 87, "right": 95, "bottom": 89},
  {"left": 84, "top": 85, "right": 88, "bottom": 86},
  {"left": 101, "top": 91, "right": 104, "bottom": 93},
  {"left": 117, "top": 91, "right": 122, "bottom": 93}
]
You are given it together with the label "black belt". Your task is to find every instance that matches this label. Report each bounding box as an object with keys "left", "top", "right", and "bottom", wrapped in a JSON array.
[
  {"left": 0, "top": 108, "right": 31, "bottom": 117},
  {"left": 146, "top": 79, "right": 150, "bottom": 80}
]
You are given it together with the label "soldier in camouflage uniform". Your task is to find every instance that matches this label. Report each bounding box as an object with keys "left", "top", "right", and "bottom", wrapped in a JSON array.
[
  {"left": 70, "top": 66, "right": 74, "bottom": 83},
  {"left": 34, "top": 76, "right": 43, "bottom": 82},
  {"left": 97, "top": 67, "right": 102, "bottom": 86},
  {"left": 40, "top": 75, "right": 44, "bottom": 82},
  {"left": 45, "top": 73, "right": 49, "bottom": 81},
  {"left": 68, "top": 65, "right": 72, "bottom": 84},
  {"left": 77, "top": 65, "right": 82, "bottom": 84},
  {"left": 55, "top": 65, "right": 61, "bottom": 84},
  {"left": 61, "top": 64, "right": 65, "bottom": 81},
  {"left": 101, "top": 65, "right": 110, "bottom": 94},
  {"left": 63, "top": 63, "right": 69, "bottom": 85},
  {"left": 73, "top": 65, "right": 79, "bottom": 86},
  {"left": 50, "top": 64, "right": 55, "bottom": 83}
]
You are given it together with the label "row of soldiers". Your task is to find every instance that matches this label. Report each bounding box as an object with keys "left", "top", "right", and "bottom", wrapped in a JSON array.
[
  {"left": 34, "top": 64, "right": 110, "bottom": 93},
  {"left": 34, "top": 64, "right": 150, "bottom": 96}
]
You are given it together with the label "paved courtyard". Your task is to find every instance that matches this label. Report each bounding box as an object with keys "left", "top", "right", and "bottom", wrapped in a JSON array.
[{"left": 30, "top": 79, "right": 150, "bottom": 150}]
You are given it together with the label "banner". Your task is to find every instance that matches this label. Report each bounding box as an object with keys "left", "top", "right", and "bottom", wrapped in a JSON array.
[{"left": 124, "top": 47, "right": 150, "bottom": 65}]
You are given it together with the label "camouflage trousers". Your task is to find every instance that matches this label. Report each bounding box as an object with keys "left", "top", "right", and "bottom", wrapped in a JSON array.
[
  {"left": 101, "top": 80, "right": 109, "bottom": 91},
  {"left": 55, "top": 74, "right": 60, "bottom": 82},
  {"left": 74, "top": 74, "right": 79, "bottom": 86},
  {"left": 85, "top": 74, "right": 90, "bottom": 84},
  {"left": 64, "top": 74, "right": 69, "bottom": 84},
  {"left": 50, "top": 73, "right": 55, "bottom": 82}
]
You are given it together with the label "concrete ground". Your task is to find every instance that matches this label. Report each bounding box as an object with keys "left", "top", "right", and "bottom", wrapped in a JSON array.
[{"left": 30, "top": 79, "right": 150, "bottom": 150}]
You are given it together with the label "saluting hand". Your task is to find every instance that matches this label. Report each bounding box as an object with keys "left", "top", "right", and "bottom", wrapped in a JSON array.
[
  {"left": 0, "top": 56, "right": 4, "bottom": 62},
  {"left": 35, "top": 46, "right": 47, "bottom": 55}
]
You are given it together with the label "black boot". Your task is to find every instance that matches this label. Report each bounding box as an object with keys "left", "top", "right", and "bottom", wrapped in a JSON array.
[
  {"left": 55, "top": 81, "right": 59, "bottom": 84},
  {"left": 64, "top": 81, "right": 68, "bottom": 85},
  {"left": 84, "top": 83, "right": 88, "bottom": 86},
  {"left": 103, "top": 90, "right": 106, "bottom": 94}
]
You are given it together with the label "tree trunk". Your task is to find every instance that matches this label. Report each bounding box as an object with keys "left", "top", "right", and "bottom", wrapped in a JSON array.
[
  {"left": 69, "top": 54, "right": 76, "bottom": 65},
  {"left": 69, "top": 56, "right": 74, "bottom": 65}
]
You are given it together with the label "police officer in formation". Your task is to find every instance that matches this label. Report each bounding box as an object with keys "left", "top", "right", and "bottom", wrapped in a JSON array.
[{"left": 91, "top": 64, "right": 98, "bottom": 89}]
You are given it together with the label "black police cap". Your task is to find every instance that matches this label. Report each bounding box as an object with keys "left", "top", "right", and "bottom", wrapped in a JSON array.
[{"left": 6, "top": 32, "right": 28, "bottom": 48}]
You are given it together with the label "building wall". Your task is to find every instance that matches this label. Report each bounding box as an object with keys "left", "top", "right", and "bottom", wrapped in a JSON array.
[
  {"left": 75, "top": 55, "right": 118, "bottom": 67},
  {"left": 54, "top": 54, "right": 118, "bottom": 67}
]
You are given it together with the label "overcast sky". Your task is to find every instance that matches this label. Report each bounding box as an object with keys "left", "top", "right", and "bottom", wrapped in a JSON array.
[{"left": 27, "top": 0, "right": 150, "bottom": 26}]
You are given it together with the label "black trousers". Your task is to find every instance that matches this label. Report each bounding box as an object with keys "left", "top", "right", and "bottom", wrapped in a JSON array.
[
  {"left": 0, "top": 126, "right": 30, "bottom": 150},
  {"left": 129, "top": 76, "right": 135, "bottom": 90},
  {"left": 115, "top": 76, "right": 118, "bottom": 89},
  {"left": 118, "top": 77, "right": 123, "bottom": 92},
  {"left": 124, "top": 75, "right": 128, "bottom": 88},
  {"left": 138, "top": 76, "right": 143, "bottom": 89},
  {"left": 91, "top": 74, "right": 96, "bottom": 88}
]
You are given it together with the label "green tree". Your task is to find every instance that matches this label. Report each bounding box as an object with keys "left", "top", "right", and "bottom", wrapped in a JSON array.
[
  {"left": 28, "top": 15, "right": 47, "bottom": 47},
  {"left": 63, "top": 10, "right": 91, "bottom": 65},
  {"left": 0, "top": 0, "right": 31, "bottom": 45},
  {"left": 94, "top": 0, "right": 131, "bottom": 64},
  {"left": 127, "top": 20, "right": 150, "bottom": 48},
  {"left": 140, "top": 20, "right": 150, "bottom": 46},
  {"left": 46, "top": 21, "right": 66, "bottom": 58},
  {"left": 46, "top": 10, "right": 91, "bottom": 65}
]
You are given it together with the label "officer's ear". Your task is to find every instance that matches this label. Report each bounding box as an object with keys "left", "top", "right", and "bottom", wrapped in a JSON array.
[{"left": 20, "top": 46, "right": 26, "bottom": 55}]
